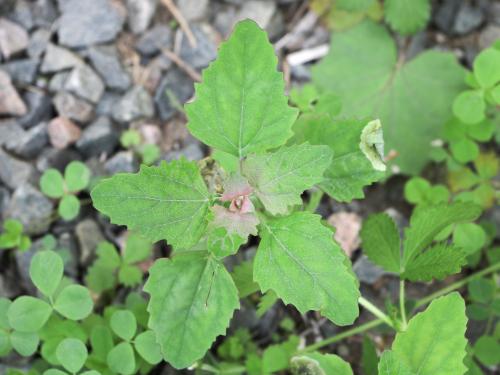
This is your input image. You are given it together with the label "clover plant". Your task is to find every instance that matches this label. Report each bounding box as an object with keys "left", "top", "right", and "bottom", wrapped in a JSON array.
[
  {"left": 40, "top": 161, "right": 91, "bottom": 221},
  {"left": 120, "top": 129, "right": 160, "bottom": 166},
  {"left": 0, "top": 219, "right": 31, "bottom": 251}
]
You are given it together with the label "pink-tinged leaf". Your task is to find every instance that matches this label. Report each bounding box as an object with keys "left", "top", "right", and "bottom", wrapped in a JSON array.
[
  {"left": 211, "top": 205, "right": 259, "bottom": 238},
  {"left": 221, "top": 174, "right": 253, "bottom": 202}
]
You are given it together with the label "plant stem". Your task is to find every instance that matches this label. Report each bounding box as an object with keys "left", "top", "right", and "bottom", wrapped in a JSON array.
[
  {"left": 299, "top": 262, "right": 500, "bottom": 353},
  {"left": 399, "top": 280, "right": 407, "bottom": 331},
  {"left": 299, "top": 319, "right": 384, "bottom": 353},
  {"left": 414, "top": 261, "right": 500, "bottom": 309},
  {"left": 358, "top": 297, "right": 394, "bottom": 328},
  {"left": 304, "top": 189, "right": 323, "bottom": 212}
]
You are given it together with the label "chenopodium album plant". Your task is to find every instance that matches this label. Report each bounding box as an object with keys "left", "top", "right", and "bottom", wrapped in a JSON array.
[{"left": 90, "top": 20, "right": 387, "bottom": 369}]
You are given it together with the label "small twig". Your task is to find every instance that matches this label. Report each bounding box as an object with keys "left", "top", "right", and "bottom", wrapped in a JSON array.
[
  {"left": 286, "top": 44, "right": 329, "bottom": 66},
  {"left": 161, "top": 47, "right": 202, "bottom": 82},
  {"left": 160, "top": 0, "right": 197, "bottom": 48}
]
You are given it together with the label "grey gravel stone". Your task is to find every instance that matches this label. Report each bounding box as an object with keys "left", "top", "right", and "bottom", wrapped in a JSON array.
[
  {"left": 40, "top": 43, "right": 83, "bottom": 73},
  {"left": 235, "top": 0, "right": 276, "bottom": 30},
  {"left": 88, "top": 45, "right": 131, "bottom": 91},
  {"left": 18, "top": 90, "right": 53, "bottom": 129},
  {"left": 14, "top": 237, "right": 45, "bottom": 295},
  {"left": 179, "top": 24, "right": 217, "bottom": 69},
  {"left": 353, "top": 256, "right": 390, "bottom": 284},
  {"left": 53, "top": 91, "right": 94, "bottom": 123},
  {"left": 57, "top": 0, "right": 126, "bottom": 48},
  {"left": 76, "top": 116, "right": 119, "bottom": 157},
  {"left": 104, "top": 151, "right": 139, "bottom": 174},
  {"left": 7, "top": 184, "right": 53, "bottom": 235},
  {"left": 154, "top": 69, "right": 193, "bottom": 121},
  {"left": 36, "top": 148, "right": 81, "bottom": 172},
  {"left": 6, "top": 0, "right": 33, "bottom": 31},
  {"left": 434, "top": 0, "right": 461, "bottom": 34},
  {"left": 5, "top": 122, "right": 48, "bottom": 159},
  {"left": 75, "top": 219, "right": 105, "bottom": 265},
  {"left": 0, "top": 120, "right": 24, "bottom": 146},
  {"left": 0, "top": 70, "right": 27, "bottom": 116},
  {"left": 30, "top": 0, "right": 58, "bottom": 28},
  {"left": 95, "top": 92, "right": 121, "bottom": 117},
  {"left": 64, "top": 64, "right": 105, "bottom": 103},
  {"left": 112, "top": 86, "right": 154, "bottom": 123},
  {"left": 164, "top": 142, "right": 204, "bottom": 162},
  {"left": 27, "top": 28, "right": 51, "bottom": 59},
  {"left": 0, "top": 59, "right": 38, "bottom": 84},
  {"left": 135, "top": 25, "right": 172, "bottom": 56},
  {"left": 0, "top": 148, "right": 34, "bottom": 189},
  {"left": 454, "top": 2, "right": 484, "bottom": 35},
  {"left": 126, "top": 0, "right": 157, "bottom": 34},
  {"left": 0, "top": 187, "right": 10, "bottom": 218},
  {"left": 0, "top": 17, "right": 29, "bottom": 59},
  {"left": 479, "top": 25, "right": 500, "bottom": 49},
  {"left": 48, "top": 72, "right": 70, "bottom": 93},
  {"left": 177, "top": 0, "right": 208, "bottom": 21}
]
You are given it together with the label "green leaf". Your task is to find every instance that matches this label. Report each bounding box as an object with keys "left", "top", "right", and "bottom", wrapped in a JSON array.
[
  {"left": 91, "top": 159, "right": 211, "bottom": 249},
  {"left": 384, "top": 0, "right": 430, "bottom": 35},
  {"left": 473, "top": 48, "right": 500, "bottom": 88},
  {"left": 90, "top": 325, "right": 114, "bottom": 363},
  {"left": 450, "top": 138, "right": 480, "bottom": 164},
  {"left": 453, "top": 223, "right": 486, "bottom": 255},
  {"left": 474, "top": 152, "right": 499, "bottom": 179},
  {"left": 43, "top": 370, "right": 67, "bottom": 375},
  {"left": 64, "top": 161, "right": 90, "bottom": 192},
  {"left": 56, "top": 338, "right": 88, "bottom": 374},
  {"left": 30, "top": 250, "right": 64, "bottom": 298},
  {"left": 402, "top": 243, "right": 466, "bottom": 281},
  {"left": 254, "top": 212, "right": 360, "bottom": 326},
  {"left": 336, "top": 0, "right": 374, "bottom": 12},
  {"left": 392, "top": 293, "right": 468, "bottom": 375},
  {"left": 54, "top": 285, "right": 93, "bottom": 320},
  {"left": 120, "top": 130, "right": 141, "bottom": 148},
  {"left": 118, "top": 264, "right": 143, "bottom": 287},
  {"left": 361, "top": 336, "right": 379, "bottom": 375},
  {"left": 140, "top": 144, "right": 160, "bottom": 165},
  {"left": 473, "top": 335, "right": 500, "bottom": 366},
  {"left": 144, "top": 253, "right": 239, "bottom": 369},
  {"left": 8, "top": 296, "right": 52, "bottom": 332},
  {"left": 40, "top": 169, "right": 65, "bottom": 198},
  {"left": 10, "top": 331, "right": 39, "bottom": 356},
  {"left": 292, "top": 117, "right": 385, "bottom": 201},
  {"left": 360, "top": 213, "right": 401, "bottom": 273},
  {"left": 58, "top": 195, "right": 80, "bottom": 221},
  {"left": 242, "top": 144, "right": 332, "bottom": 214},
  {"left": 107, "top": 342, "right": 135, "bottom": 375},
  {"left": 291, "top": 352, "right": 353, "bottom": 374},
  {"left": 0, "top": 330, "right": 11, "bottom": 356},
  {"left": 231, "top": 260, "right": 259, "bottom": 298},
  {"left": 85, "top": 242, "right": 120, "bottom": 293},
  {"left": 0, "top": 298, "right": 11, "bottom": 330},
  {"left": 186, "top": 20, "right": 298, "bottom": 158},
  {"left": 207, "top": 226, "right": 246, "bottom": 258},
  {"left": 402, "top": 203, "right": 481, "bottom": 266},
  {"left": 134, "top": 330, "right": 162, "bottom": 365},
  {"left": 123, "top": 233, "right": 152, "bottom": 265},
  {"left": 378, "top": 351, "right": 415, "bottom": 375},
  {"left": 110, "top": 310, "right": 137, "bottom": 341},
  {"left": 312, "top": 21, "right": 465, "bottom": 174},
  {"left": 468, "top": 278, "right": 495, "bottom": 303},
  {"left": 452, "top": 91, "right": 485, "bottom": 125}
]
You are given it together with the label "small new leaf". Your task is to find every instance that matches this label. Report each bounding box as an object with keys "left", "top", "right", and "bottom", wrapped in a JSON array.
[
  {"left": 254, "top": 212, "right": 360, "bottom": 326},
  {"left": 144, "top": 253, "right": 239, "bottom": 369},
  {"left": 242, "top": 143, "right": 332, "bottom": 214},
  {"left": 91, "top": 159, "right": 211, "bottom": 249},
  {"left": 384, "top": 0, "right": 431, "bottom": 35}
]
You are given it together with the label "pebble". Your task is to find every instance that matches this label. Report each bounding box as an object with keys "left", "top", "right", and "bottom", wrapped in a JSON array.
[
  {"left": 479, "top": 25, "right": 500, "bottom": 49},
  {"left": 0, "top": 187, "right": 10, "bottom": 218},
  {"left": 64, "top": 64, "right": 105, "bottom": 104},
  {"left": 76, "top": 116, "right": 119, "bottom": 157},
  {"left": 135, "top": 25, "right": 173, "bottom": 57},
  {"left": 6, "top": 184, "right": 53, "bottom": 235},
  {"left": 0, "top": 59, "right": 38, "bottom": 85},
  {"left": 0, "top": 148, "right": 34, "bottom": 190},
  {"left": 18, "top": 90, "right": 53, "bottom": 129},
  {"left": 75, "top": 219, "right": 105, "bottom": 265},
  {"left": 179, "top": 24, "right": 217, "bottom": 69},
  {"left": 154, "top": 69, "right": 193, "bottom": 121},
  {"left": 112, "top": 86, "right": 155, "bottom": 123},
  {"left": 47, "top": 116, "right": 82, "bottom": 149},
  {"left": 454, "top": 2, "right": 484, "bottom": 35},
  {"left": 95, "top": 92, "right": 121, "bottom": 117},
  {"left": 88, "top": 45, "right": 131, "bottom": 91},
  {"left": 0, "top": 120, "right": 25, "bottom": 147},
  {"left": 104, "top": 151, "right": 139, "bottom": 174},
  {"left": 353, "top": 256, "right": 389, "bottom": 284},
  {"left": 164, "top": 142, "right": 204, "bottom": 162},
  {"left": 53, "top": 91, "right": 94, "bottom": 123},
  {"left": 5, "top": 122, "right": 48, "bottom": 159},
  {"left": 36, "top": 148, "right": 82, "bottom": 172},
  {"left": 327, "top": 212, "right": 362, "bottom": 258},
  {"left": 177, "top": 0, "right": 208, "bottom": 22},
  {"left": 27, "top": 28, "right": 51, "bottom": 59},
  {"left": 125, "top": 0, "right": 157, "bottom": 34},
  {"left": 6, "top": 0, "right": 33, "bottom": 31},
  {"left": 235, "top": 0, "right": 277, "bottom": 30},
  {"left": 0, "top": 70, "right": 27, "bottom": 116},
  {"left": 0, "top": 18, "right": 29, "bottom": 59},
  {"left": 48, "top": 72, "right": 70, "bottom": 93},
  {"left": 40, "top": 43, "right": 83, "bottom": 73},
  {"left": 57, "top": 0, "right": 126, "bottom": 48}
]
